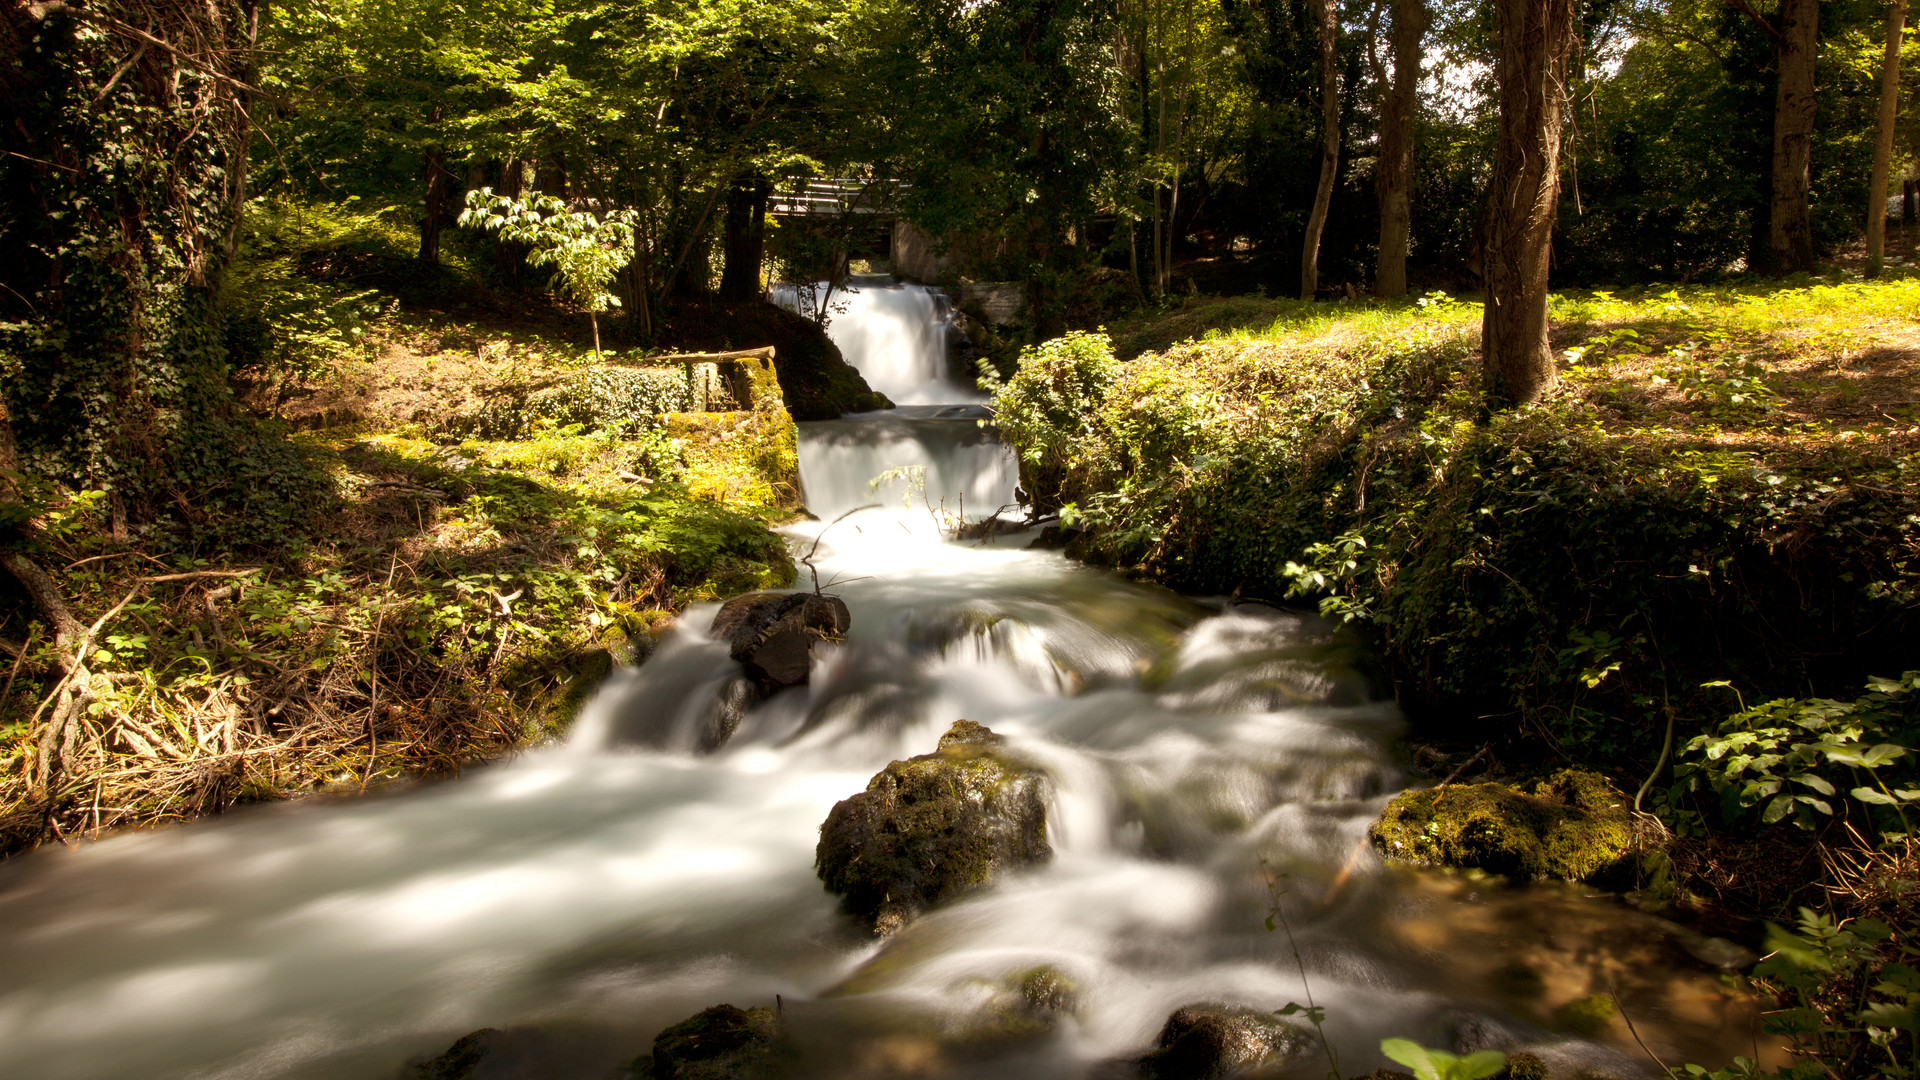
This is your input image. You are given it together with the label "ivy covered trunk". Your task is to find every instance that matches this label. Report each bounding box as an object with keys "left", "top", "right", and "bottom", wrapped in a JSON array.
[
  {"left": 1480, "top": 0, "right": 1574, "bottom": 405},
  {"left": 1, "top": 0, "right": 312, "bottom": 543}
]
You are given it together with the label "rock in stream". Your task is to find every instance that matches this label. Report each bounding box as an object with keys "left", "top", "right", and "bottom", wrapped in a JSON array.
[
  {"left": 815, "top": 720, "right": 1050, "bottom": 934},
  {"left": 710, "top": 591, "right": 851, "bottom": 694}
]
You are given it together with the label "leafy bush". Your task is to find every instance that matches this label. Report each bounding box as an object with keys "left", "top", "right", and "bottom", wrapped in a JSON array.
[
  {"left": 224, "top": 199, "right": 394, "bottom": 381},
  {"left": 1676, "top": 673, "right": 1920, "bottom": 834},
  {"left": 980, "top": 329, "right": 1120, "bottom": 509},
  {"left": 439, "top": 365, "right": 709, "bottom": 441},
  {"left": 988, "top": 285, "right": 1920, "bottom": 764}
]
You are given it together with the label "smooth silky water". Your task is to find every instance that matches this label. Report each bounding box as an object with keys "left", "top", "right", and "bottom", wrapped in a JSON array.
[{"left": 0, "top": 296, "right": 1775, "bottom": 1080}]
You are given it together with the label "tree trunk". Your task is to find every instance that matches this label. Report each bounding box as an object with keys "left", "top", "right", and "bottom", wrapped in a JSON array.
[
  {"left": 719, "top": 173, "right": 773, "bottom": 301},
  {"left": 1300, "top": 0, "right": 1340, "bottom": 300},
  {"left": 1868, "top": 0, "right": 1906, "bottom": 279},
  {"left": 494, "top": 158, "right": 531, "bottom": 287},
  {"left": 1375, "top": 0, "right": 1428, "bottom": 297},
  {"left": 1481, "top": 0, "right": 1576, "bottom": 405},
  {"left": 536, "top": 151, "right": 568, "bottom": 199},
  {"left": 418, "top": 148, "right": 456, "bottom": 265},
  {"left": 1769, "top": 0, "right": 1819, "bottom": 274}
]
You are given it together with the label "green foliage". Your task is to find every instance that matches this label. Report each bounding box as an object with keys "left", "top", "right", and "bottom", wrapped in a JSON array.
[
  {"left": 992, "top": 283, "right": 1920, "bottom": 765},
  {"left": 224, "top": 199, "right": 395, "bottom": 381},
  {"left": 459, "top": 191, "right": 637, "bottom": 317},
  {"left": 1378, "top": 1038, "right": 1506, "bottom": 1080},
  {"left": 1699, "top": 906, "right": 1920, "bottom": 1080},
  {"left": 980, "top": 330, "right": 1121, "bottom": 506},
  {"left": 1677, "top": 673, "right": 1920, "bottom": 834}
]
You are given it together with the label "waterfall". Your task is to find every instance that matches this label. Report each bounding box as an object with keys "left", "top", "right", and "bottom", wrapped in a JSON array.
[
  {"left": 0, "top": 290, "right": 1779, "bottom": 1080},
  {"left": 771, "top": 278, "right": 978, "bottom": 405}
]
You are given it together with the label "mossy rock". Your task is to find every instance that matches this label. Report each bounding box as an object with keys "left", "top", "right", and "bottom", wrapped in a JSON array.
[
  {"left": 412, "top": 1028, "right": 500, "bottom": 1080},
  {"left": 645, "top": 1004, "right": 785, "bottom": 1080},
  {"left": 1135, "top": 1003, "right": 1310, "bottom": 1079},
  {"left": 1499, "top": 1051, "right": 1550, "bottom": 1080},
  {"left": 1369, "top": 768, "right": 1635, "bottom": 883},
  {"left": 815, "top": 720, "right": 1051, "bottom": 934}
]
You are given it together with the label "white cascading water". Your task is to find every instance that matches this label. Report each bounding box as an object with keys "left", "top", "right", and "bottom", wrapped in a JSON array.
[
  {"left": 771, "top": 278, "right": 978, "bottom": 405},
  {"left": 0, "top": 302, "right": 1776, "bottom": 1080}
]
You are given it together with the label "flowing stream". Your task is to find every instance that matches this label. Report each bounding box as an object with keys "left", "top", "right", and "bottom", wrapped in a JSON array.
[{"left": 0, "top": 296, "right": 1777, "bottom": 1080}]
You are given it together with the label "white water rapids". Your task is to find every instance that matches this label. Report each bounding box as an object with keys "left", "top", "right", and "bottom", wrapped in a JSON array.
[{"left": 0, "top": 300, "right": 1776, "bottom": 1080}]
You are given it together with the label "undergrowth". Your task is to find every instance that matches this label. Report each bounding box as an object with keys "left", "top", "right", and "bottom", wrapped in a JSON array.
[{"left": 0, "top": 424, "right": 794, "bottom": 852}]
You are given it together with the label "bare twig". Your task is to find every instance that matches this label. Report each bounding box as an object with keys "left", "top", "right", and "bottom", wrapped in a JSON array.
[
  {"left": 1427, "top": 744, "right": 1490, "bottom": 804},
  {"left": 1608, "top": 977, "right": 1672, "bottom": 1075},
  {"left": 800, "top": 505, "right": 880, "bottom": 594}
]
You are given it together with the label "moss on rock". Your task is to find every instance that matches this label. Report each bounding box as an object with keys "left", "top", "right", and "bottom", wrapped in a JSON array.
[
  {"left": 645, "top": 1004, "right": 785, "bottom": 1080},
  {"left": 1369, "top": 768, "right": 1635, "bottom": 883},
  {"left": 815, "top": 720, "right": 1051, "bottom": 934}
]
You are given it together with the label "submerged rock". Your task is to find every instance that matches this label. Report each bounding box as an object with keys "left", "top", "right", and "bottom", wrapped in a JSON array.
[
  {"left": 643, "top": 1004, "right": 784, "bottom": 1080},
  {"left": 409, "top": 1027, "right": 573, "bottom": 1080},
  {"left": 1134, "top": 1004, "right": 1310, "bottom": 1079},
  {"left": 1369, "top": 768, "right": 1636, "bottom": 882},
  {"left": 815, "top": 720, "right": 1051, "bottom": 934},
  {"left": 710, "top": 591, "right": 851, "bottom": 692},
  {"left": 412, "top": 1028, "right": 502, "bottom": 1080}
]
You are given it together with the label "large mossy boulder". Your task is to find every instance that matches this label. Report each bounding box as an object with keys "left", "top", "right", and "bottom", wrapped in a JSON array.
[
  {"left": 1133, "top": 1004, "right": 1310, "bottom": 1079},
  {"left": 711, "top": 591, "right": 851, "bottom": 693},
  {"left": 1369, "top": 768, "right": 1635, "bottom": 882},
  {"left": 660, "top": 299, "right": 891, "bottom": 420},
  {"left": 642, "top": 1004, "right": 785, "bottom": 1080},
  {"left": 816, "top": 720, "right": 1051, "bottom": 934}
]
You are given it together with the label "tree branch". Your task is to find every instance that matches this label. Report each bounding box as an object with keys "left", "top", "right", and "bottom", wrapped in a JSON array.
[{"left": 1725, "top": 0, "right": 1786, "bottom": 42}]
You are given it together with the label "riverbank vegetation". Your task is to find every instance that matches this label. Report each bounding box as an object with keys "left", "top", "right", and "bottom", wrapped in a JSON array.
[
  {"left": 988, "top": 276, "right": 1920, "bottom": 1077},
  {"left": 0, "top": 198, "right": 803, "bottom": 852}
]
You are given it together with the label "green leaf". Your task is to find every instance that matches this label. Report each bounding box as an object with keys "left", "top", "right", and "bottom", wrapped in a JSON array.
[
  {"left": 1794, "top": 774, "right": 1835, "bottom": 796},
  {"left": 1761, "top": 922, "right": 1833, "bottom": 972},
  {"left": 1455, "top": 1050, "right": 1509, "bottom": 1080},
  {"left": 1380, "top": 1038, "right": 1438, "bottom": 1079},
  {"left": 1853, "top": 786, "right": 1899, "bottom": 806},
  {"left": 1858, "top": 1000, "right": 1920, "bottom": 1032}
]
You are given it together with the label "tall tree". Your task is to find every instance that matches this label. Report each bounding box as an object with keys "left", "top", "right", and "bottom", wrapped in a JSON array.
[
  {"left": 1375, "top": 0, "right": 1428, "bottom": 296},
  {"left": 1300, "top": 0, "right": 1340, "bottom": 298},
  {"left": 720, "top": 174, "right": 775, "bottom": 301},
  {"left": 1481, "top": 0, "right": 1577, "bottom": 404},
  {"left": 1770, "top": 0, "right": 1819, "bottom": 272},
  {"left": 1727, "top": 0, "right": 1820, "bottom": 273},
  {"left": 1868, "top": 0, "right": 1907, "bottom": 278}
]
